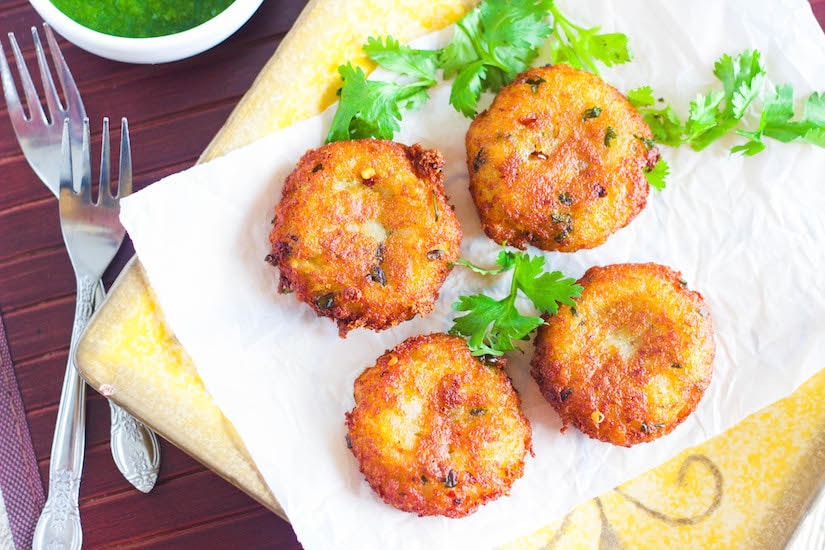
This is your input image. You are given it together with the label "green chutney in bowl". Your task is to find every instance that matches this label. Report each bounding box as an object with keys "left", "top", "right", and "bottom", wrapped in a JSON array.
[
  {"left": 29, "top": 0, "right": 263, "bottom": 63},
  {"left": 49, "top": 0, "right": 236, "bottom": 38}
]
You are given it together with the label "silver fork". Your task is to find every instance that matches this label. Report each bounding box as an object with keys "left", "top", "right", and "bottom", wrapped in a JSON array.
[
  {"left": 0, "top": 24, "right": 160, "bottom": 493},
  {"left": 33, "top": 118, "right": 130, "bottom": 550}
]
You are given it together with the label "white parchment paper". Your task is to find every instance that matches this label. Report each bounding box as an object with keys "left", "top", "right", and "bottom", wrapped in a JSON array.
[{"left": 120, "top": 0, "right": 825, "bottom": 547}]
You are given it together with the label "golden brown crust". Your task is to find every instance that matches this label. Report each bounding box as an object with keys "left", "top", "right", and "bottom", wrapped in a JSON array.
[
  {"left": 530, "top": 263, "right": 715, "bottom": 447},
  {"left": 268, "top": 139, "right": 462, "bottom": 336},
  {"left": 346, "top": 333, "right": 533, "bottom": 517},
  {"left": 466, "top": 64, "right": 658, "bottom": 252}
]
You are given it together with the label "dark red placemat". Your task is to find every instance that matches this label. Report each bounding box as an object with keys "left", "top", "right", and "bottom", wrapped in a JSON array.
[{"left": 0, "top": 310, "right": 44, "bottom": 549}]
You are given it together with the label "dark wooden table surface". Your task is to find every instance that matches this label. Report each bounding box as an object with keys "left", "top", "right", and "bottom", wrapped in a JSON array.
[
  {"left": 2, "top": 1, "right": 825, "bottom": 548},
  {"left": 0, "top": 0, "right": 307, "bottom": 547}
]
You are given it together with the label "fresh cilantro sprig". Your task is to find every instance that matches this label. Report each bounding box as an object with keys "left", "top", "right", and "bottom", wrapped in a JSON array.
[
  {"left": 440, "top": 0, "right": 554, "bottom": 117},
  {"left": 628, "top": 51, "right": 766, "bottom": 149},
  {"left": 325, "top": 40, "right": 438, "bottom": 142},
  {"left": 734, "top": 86, "right": 825, "bottom": 155},
  {"left": 628, "top": 50, "right": 825, "bottom": 157},
  {"left": 644, "top": 157, "right": 669, "bottom": 191},
  {"left": 686, "top": 51, "right": 765, "bottom": 150},
  {"left": 363, "top": 36, "right": 440, "bottom": 82},
  {"left": 547, "top": 1, "right": 631, "bottom": 75},
  {"left": 450, "top": 249, "right": 581, "bottom": 356},
  {"left": 326, "top": 0, "right": 632, "bottom": 142},
  {"left": 627, "top": 86, "right": 683, "bottom": 147}
]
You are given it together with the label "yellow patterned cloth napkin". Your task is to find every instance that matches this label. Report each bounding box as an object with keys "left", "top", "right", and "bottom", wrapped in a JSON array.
[{"left": 120, "top": 0, "right": 825, "bottom": 548}]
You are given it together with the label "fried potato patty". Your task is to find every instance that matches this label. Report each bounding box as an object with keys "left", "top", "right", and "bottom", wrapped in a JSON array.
[
  {"left": 530, "top": 263, "right": 714, "bottom": 447},
  {"left": 268, "top": 139, "right": 462, "bottom": 336},
  {"left": 346, "top": 333, "right": 533, "bottom": 517},
  {"left": 466, "top": 64, "right": 659, "bottom": 252}
]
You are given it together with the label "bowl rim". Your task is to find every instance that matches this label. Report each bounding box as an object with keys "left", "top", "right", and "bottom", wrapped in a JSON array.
[{"left": 27, "top": 0, "right": 265, "bottom": 64}]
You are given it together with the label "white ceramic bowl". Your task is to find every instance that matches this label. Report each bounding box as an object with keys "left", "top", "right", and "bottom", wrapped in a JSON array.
[{"left": 27, "top": 0, "right": 264, "bottom": 64}]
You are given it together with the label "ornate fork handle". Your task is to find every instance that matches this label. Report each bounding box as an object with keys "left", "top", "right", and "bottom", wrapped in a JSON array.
[
  {"left": 32, "top": 275, "right": 96, "bottom": 550},
  {"left": 91, "top": 284, "right": 161, "bottom": 493},
  {"left": 109, "top": 402, "right": 161, "bottom": 492}
]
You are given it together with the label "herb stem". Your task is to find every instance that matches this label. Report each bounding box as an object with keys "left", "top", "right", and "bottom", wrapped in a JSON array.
[
  {"left": 548, "top": 2, "right": 605, "bottom": 75},
  {"left": 505, "top": 268, "right": 520, "bottom": 311},
  {"left": 549, "top": 4, "right": 581, "bottom": 33}
]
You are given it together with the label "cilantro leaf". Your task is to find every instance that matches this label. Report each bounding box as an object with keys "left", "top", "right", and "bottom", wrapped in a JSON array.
[
  {"left": 800, "top": 91, "right": 825, "bottom": 126},
  {"left": 512, "top": 254, "right": 580, "bottom": 314},
  {"left": 733, "top": 83, "right": 793, "bottom": 155},
  {"left": 786, "top": 91, "right": 825, "bottom": 147},
  {"left": 687, "top": 50, "right": 766, "bottom": 151},
  {"left": 684, "top": 90, "right": 725, "bottom": 142},
  {"left": 644, "top": 158, "right": 669, "bottom": 191},
  {"left": 326, "top": 64, "right": 373, "bottom": 142},
  {"left": 590, "top": 32, "right": 632, "bottom": 67},
  {"left": 801, "top": 91, "right": 825, "bottom": 120},
  {"left": 325, "top": 63, "right": 432, "bottom": 143},
  {"left": 629, "top": 86, "right": 685, "bottom": 155},
  {"left": 450, "top": 249, "right": 582, "bottom": 355},
  {"left": 326, "top": 34, "right": 440, "bottom": 143},
  {"left": 633, "top": 48, "right": 825, "bottom": 160},
  {"left": 442, "top": 0, "right": 554, "bottom": 117},
  {"left": 632, "top": 50, "right": 770, "bottom": 153},
  {"left": 363, "top": 36, "right": 439, "bottom": 83},
  {"left": 803, "top": 126, "right": 825, "bottom": 147},
  {"left": 548, "top": 2, "right": 632, "bottom": 75},
  {"left": 628, "top": 86, "right": 656, "bottom": 107},
  {"left": 439, "top": 7, "right": 482, "bottom": 79},
  {"left": 760, "top": 84, "right": 806, "bottom": 142},
  {"left": 451, "top": 294, "right": 542, "bottom": 355},
  {"left": 734, "top": 86, "right": 825, "bottom": 155},
  {"left": 729, "top": 135, "right": 766, "bottom": 157},
  {"left": 715, "top": 50, "right": 764, "bottom": 119},
  {"left": 637, "top": 102, "right": 685, "bottom": 147},
  {"left": 450, "top": 60, "right": 488, "bottom": 118}
]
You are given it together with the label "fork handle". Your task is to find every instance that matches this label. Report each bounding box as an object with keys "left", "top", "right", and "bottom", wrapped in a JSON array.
[
  {"left": 109, "top": 401, "right": 161, "bottom": 492},
  {"left": 32, "top": 275, "right": 96, "bottom": 550}
]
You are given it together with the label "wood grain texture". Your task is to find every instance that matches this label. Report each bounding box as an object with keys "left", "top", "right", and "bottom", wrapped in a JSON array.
[
  {"left": 0, "top": 1, "right": 307, "bottom": 548},
  {"left": 2, "top": 1, "right": 824, "bottom": 548}
]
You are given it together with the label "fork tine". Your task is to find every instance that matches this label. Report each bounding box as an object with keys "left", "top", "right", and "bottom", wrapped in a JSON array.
[
  {"left": 58, "top": 118, "right": 73, "bottom": 195},
  {"left": 118, "top": 118, "right": 132, "bottom": 199},
  {"left": 8, "top": 32, "right": 46, "bottom": 124},
  {"left": 43, "top": 24, "right": 85, "bottom": 121},
  {"left": 0, "top": 42, "right": 25, "bottom": 128},
  {"left": 32, "top": 26, "right": 63, "bottom": 125},
  {"left": 99, "top": 117, "right": 111, "bottom": 205},
  {"left": 79, "top": 117, "right": 91, "bottom": 201}
]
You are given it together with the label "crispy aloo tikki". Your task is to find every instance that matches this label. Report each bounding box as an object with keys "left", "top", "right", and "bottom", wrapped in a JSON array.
[
  {"left": 267, "top": 139, "right": 462, "bottom": 336},
  {"left": 346, "top": 333, "right": 533, "bottom": 517},
  {"left": 466, "top": 64, "right": 659, "bottom": 252},
  {"left": 531, "top": 263, "right": 715, "bottom": 447}
]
